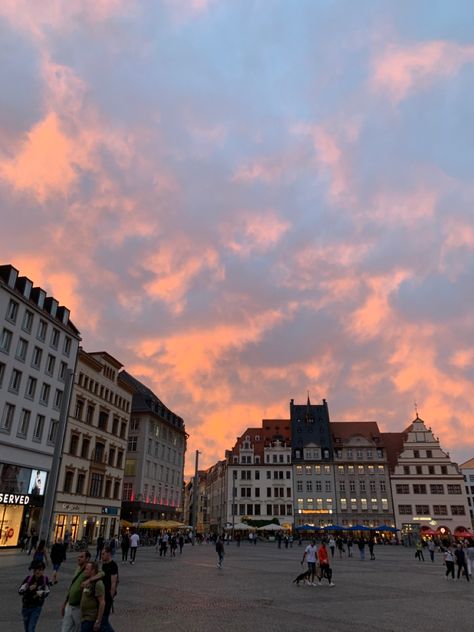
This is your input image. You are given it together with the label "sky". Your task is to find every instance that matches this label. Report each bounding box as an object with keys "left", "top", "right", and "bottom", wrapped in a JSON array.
[{"left": 0, "top": 0, "right": 473, "bottom": 476}]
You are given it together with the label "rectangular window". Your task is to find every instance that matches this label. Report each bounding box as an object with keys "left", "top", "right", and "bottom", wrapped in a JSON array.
[
  {"left": 359, "top": 481, "right": 366, "bottom": 492},
  {"left": 98, "top": 411, "right": 108, "bottom": 431},
  {"left": 17, "top": 409, "right": 31, "bottom": 437},
  {"left": 50, "top": 328, "right": 60, "bottom": 349},
  {"left": 447, "top": 484, "right": 462, "bottom": 494},
  {"left": 306, "top": 481, "right": 312, "bottom": 492},
  {"left": 63, "top": 471, "right": 74, "bottom": 493},
  {"left": 0, "top": 328, "right": 13, "bottom": 353},
  {"left": 451, "top": 505, "right": 466, "bottom": 515},
  {"left": 339, "top": 481, "right": 345, "bottom": 491},
  {"left": 117, "top": 451, "right": 123, "bottom": 469},
  {"left": 108, "top": 448, "right": 115, "bottom": 467},
  {"left": 380, "top": 481, "right": 386, "bottom": 492},
  {"left": 413, "top": 484, "right": 427, "bottom": 494},
  {"left": 9, "top": 368, "right": 22, "bottom": 393},
  {"left": 31, "top": 346, "right": 42, "bottom": 370},
  {"left": 46, "top": 354, "right": 56, "bottom": 376},
  {"left": 0, "top": 362, "right": 5, "bottom": 388},
  {"left": 76, "top": 473, "right": 85, "bottom": 495},
  {"left": 33, "top": 414, "right": 45, "bottom": 441},
  {"left": 361, "top": 498, "right": 368, "bottom": 511},
  {"left": 415, "top": 505, "right": 430, "bottom": 515},
  {"left": 340, "top": 498, "right": 347, "bottom": 510},
  {"left": 22, "top": 310, "right": 34, "bottom": 333},
  {"left": 370, "top": 481, "right": 376, "bottom": 492},
  {"left": 47, "top": 419, "right": 59, "bottom": 445},
  {"left": 16, "top": 338, "right": 28, "bottom": 362},
  {"left": 396, "top": 484, "right": 409, "bottom": 494},
  {"left": 39, "top": 382, "right": 51, "bottom": 406},
  {"left": 53, "top": 389, "right": 62, "bottom": 410},
  {"left": 128, "top": 436, "right": 137, "bottom": 451},
  {"left": 337, "top": 465, "right": 344, "bottom": 474},
  {"left": 6, "top": 299, "right": 19, "bottom": 323},
  {"left": 266, "top": 487, "right": 272, "bottom": 498},
  {"left": 25, "top": 376, "right": 37, "bottom": 399},
  {"left": 36, "top": 319, "right": 47, "bottom": 341},
  {"left": 398, "top": 504, "right": 412, "bottom": 515},
  {"left": 1, "top": 402, "right": 16, "bottom": 432},
  {"left": 349, "top": 480, "right": 355, "bottom": 492},
  {"left": 430, "top": 484, "right": 444, "bottom": 494},
  {"left": 305, "top": 465, "right": 312, "bottom": 475},
  {"left": 351, "top": 498, "right": 357, "bottom": 510},
  {"left": 63, "top": 336, "right": 72, "bottom": 356},
  {"left": 433, "top": 505, "right": 447, "bottom": 516},
  {"left": 59, "top": 361, "right": 67, "bottom": 382},
  {"left": 297, "top": 480, "right": 303, "bottom": 492},
  {"left": 122, "top": 483, "right": 132, "bottom": 501},
  {"left": 81, "top": 438, "right": 90, "bottom": 459},
  {"left": 86, "top": 405, "right": 94, "bottom": 424},
  {"left": 89, "top": 473, "right": 104, "bottom": 497}
]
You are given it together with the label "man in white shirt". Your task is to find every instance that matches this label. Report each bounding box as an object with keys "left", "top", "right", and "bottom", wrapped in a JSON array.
[
  {"left": 301, "top": 539, "right": 318, "bottom": 585},
  {"left": 129, "top": 532, "right": 140, "bottom": 565}
]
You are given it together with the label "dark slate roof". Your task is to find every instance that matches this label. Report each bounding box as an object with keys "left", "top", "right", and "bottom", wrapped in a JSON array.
[{"left": 120, "top": 370, "right": 185, "bottom": 432}]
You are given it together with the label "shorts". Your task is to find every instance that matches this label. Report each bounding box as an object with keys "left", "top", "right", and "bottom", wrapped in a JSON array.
[
  {"left": 307, "top": 562, "right": 316, "bottom": 573},
  {"left": 53, "top": 563, "right": 62, "bottom": 571}
]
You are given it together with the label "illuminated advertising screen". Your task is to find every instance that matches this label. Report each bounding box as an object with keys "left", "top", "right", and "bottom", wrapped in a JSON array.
[
  {"left": 0, "top": 505, "right": 23, "bottom": 547},
  {"left": 28, "top": 470, "right": 48, "bottom": 496}
]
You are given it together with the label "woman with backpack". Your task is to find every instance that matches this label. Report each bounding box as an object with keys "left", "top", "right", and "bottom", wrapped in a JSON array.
[{"left": 18, "top": 560, "right": 51, "bottom": 631}]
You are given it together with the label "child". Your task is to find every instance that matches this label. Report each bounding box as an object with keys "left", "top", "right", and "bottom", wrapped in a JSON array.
[{"left": 19, "top": 560, "right": 51, "bottom": 632}]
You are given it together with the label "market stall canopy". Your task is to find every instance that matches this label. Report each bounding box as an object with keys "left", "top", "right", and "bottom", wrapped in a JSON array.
[
  {"left": 350, "top": 524, "right": 372, "bottom": 531},
  {"left": 142, "top": 519, "right": 185, "bottom": 529},
  {"left": 373, "top": 525, "right": 399, "bottom": 533},
  {"left": 257, "top": 523, "right": 284, "bottom": 531},
  {"left": 295, "top": 524, "right": 321, "bottom": 531},
  {"left": 323, "top": 525, "right": 345, "bottom": 531},
  {"left": 453, "top": 530, "right": 474, "bottom": 538},
  {"left": 227, "top": 522, "right": 253, "bottom": 530},
  {"left": 120, "top": 520, "right": 133, "bottom": 528}
]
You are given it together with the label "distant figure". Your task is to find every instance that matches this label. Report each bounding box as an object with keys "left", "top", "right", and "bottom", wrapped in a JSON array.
[
  {"left": 454, "top": 543, "right": 469, "bottom": 581},
  {"left": 466, "top": 542, "right": 474, "bottom": 577},
  {"left": 415, "top": 541, "right": 424, "bottom": 562},
  {"left": 444, "top": 546, "right": 455, "bottom": 580},
  {"left": 328, "top": 536, "right": 336, "bottom": 558},
  {"left": 357, "top": 538, "right": 365, "bottom": 561},
  {"left": 129, "top": 531, "right": 140, "bottom": 564},
  {"left": 120, "top": 533, "right": 130, "bottom": 565},
  {"left": 317, "top": 542, "right": 335, "bottom": 586},
  {"left": 216, "top": 537, "right": 225, "bottom": 568},
  {"left": 178, "top": 534, "right": 184, "bottom": 554},
  {"left": 95, "top": 535, "right": 105, "bottom": 562},
  {"left": 28, "top": 530, "right": 39, "bottom": 556},
  {"left": 368, "top": 537, "right": 375, "bottom": 561},
  {"left": 50, "top": 539, "right": 66, "bottom": 584},
  {"left": 428, "top": 539, "right": 435, "bottom": 562},
  {"left": 346, "top": 537, "right": 353, "bottom": 557},
  {"left": 30, "top": 540, "right": 49, "bottom": 569}
]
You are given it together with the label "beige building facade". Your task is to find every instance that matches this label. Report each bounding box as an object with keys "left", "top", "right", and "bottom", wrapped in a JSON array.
[{"left": 52, "top": 350, "right": 132, "bottom": 543}]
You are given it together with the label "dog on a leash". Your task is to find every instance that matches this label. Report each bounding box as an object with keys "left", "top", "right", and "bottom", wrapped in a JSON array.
[{"left": 292, "top": 569, "right": 311, "bottom": 585}]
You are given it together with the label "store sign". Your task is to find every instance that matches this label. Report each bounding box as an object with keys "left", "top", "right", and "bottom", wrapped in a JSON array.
[
  {"left": 101, "top": 507, "right": 119, "bottom": 515},
  {"left": 0, "top": 493, "right": 30, "bottom": 505},
  {"left": 62, "top": 503, "right": 80, "bottom": 511}
]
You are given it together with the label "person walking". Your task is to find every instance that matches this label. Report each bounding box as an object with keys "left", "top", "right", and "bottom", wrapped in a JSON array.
[
  {"left": 301, "top": 540, "right": 318, "bottom": 586},
  {"left": 454, "top": 543, "right": 470, "bottom": 581},
  {"left": 120, "top": 533, "right": 129, "bottom": 565},
  {"left": 357, "top": 538, "right": 365, "bottom": 561},
  {"left": 95, "top": 535, "right": 105, "bottom": 562},
  {"left": 328, "top": 536, "right": 336, "bottom": 558},
  {"left": 415, "top": 540, "right": 425, "bottom": 562},
  {"left": 347, "top": 536, "right": 353, "bottom": 558},
  {"left": 216, "top": 537, "right": 225, "bottom": 568},
  {"left": 60, "top": 550, "right": 91, "bottom": 632},
  {"left": 444, "top": 546, "right": 455, "bottom": 580},
  {"left": 129, "top": 531, "right": 139, "bottom": 565},
  {"left": 368, "top": 537, "right": 375, "bottom": 561},
  {"left": 18, "top": 560, "right": 51, "bottom": 632},
  {"left": 336, "top": 536, "right": 344, "bottom": 559},
  {"left": 100, "top": 546, "right": 118, "bottom": 631},
  {"left": 79, "top": 561, "right": 106, "bottom": 632},
  {"left": 28, "top": 530, "right": 39, "bottom": 556},
  {"left": 317, "top": 542, "right": 335, "bottom": 586},
  {"left": 50, "top": 539, "right": 66, "bottom": 584},
  {"left": 428, "top": 539, "right": 435, "bottom": 562},
  {"left": 30, "top": 540, "right": 49, "bottom": 569},
  {"left": 178, "top": 534, "right": 184, "bottom": 554},
  {"left": 466, "top": 542, "right": 474, "bottom": 577}
]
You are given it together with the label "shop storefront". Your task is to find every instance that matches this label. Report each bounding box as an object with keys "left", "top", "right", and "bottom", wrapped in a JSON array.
[{"left": 0, "top": 462, "right": 48, "bottom": 548}]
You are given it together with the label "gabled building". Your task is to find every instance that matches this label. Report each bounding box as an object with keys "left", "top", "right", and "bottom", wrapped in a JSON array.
[
  {"left": 384, "top": 415, "right": 470, "bottom": 540},
  {"left": 331, "top": 421, "right": 394, "bottom": 527},
  {"left": 291, "top": 397, "right": 334, "bottom": 527},
  {"left": 226, "top": 419, "right": 293, "bottom": 528},
  {"left": 119, "top": 372, "right": 187, "bottom": 523},
  {"left": 206, "top": 459, "right": 227, "bottom": 533}
]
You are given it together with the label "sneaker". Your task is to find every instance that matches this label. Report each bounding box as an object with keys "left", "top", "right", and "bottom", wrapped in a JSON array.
[
  {"left": 317, "top": 581, "right": 322, "bottom": 586},
  {"left": 329, "top": 582, "right": 335, "bottom": 587}
]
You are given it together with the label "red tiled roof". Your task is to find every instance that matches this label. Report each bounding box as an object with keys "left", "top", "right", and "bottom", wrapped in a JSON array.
[
  {"left": 330, "top": 421, "right": 382, "bottom": 443},
  {"left": 381, "top": 431, "right": 408, "bottom": 472},
  {"left": 228, "top": 418, "right": 291, "bottom": 460}
]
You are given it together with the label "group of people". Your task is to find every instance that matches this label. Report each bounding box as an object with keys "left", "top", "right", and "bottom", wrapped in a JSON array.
[
  {"left": 18, "top": 535, "right": 121, "bottom": 632},
  {"left": 155, "top": 532, "right": 184, "bottom": 557},
  {"left": 301, "top": 540, "right": 335, "bottom": 586},
  {"left": 443, "top": 542, "right": 474, "bottom": 581}
]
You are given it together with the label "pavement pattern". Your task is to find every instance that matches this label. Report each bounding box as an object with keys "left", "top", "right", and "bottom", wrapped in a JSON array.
[{"left": 0, "top": 541, "right": 471, "bottom": 632}]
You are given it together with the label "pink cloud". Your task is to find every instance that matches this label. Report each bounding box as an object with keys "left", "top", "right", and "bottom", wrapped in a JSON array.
[
  {"left": 372, "top": 40, "right": 474, "bottom": 102},
  {"left": 220, "top": 210, "right": 290, "bottom": 257}
]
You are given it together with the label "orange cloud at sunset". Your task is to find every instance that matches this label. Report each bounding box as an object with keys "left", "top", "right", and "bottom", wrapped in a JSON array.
[{"left": 0, "top": 1, "right": 473, "bottom": 478}]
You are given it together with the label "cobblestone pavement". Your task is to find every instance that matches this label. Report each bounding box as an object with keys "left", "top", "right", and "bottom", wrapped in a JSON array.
[{"left": 0, "top": 542, "right": 472, "bottom": 632}]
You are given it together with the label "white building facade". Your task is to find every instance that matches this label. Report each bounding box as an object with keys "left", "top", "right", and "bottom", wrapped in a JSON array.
[
  {"left": 460, "top": 459, "right": 474, "bottom": 528},
  {"left": 388, "top": 416, "right": 470, "bottom": 540},
  {"left": 0, "top": 264, "right": 80, "bottom": 547}
]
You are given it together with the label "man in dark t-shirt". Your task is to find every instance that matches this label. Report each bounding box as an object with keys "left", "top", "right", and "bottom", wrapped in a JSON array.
[{"left": 101, "top": 546, "right": 118, "bottom": 631}]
